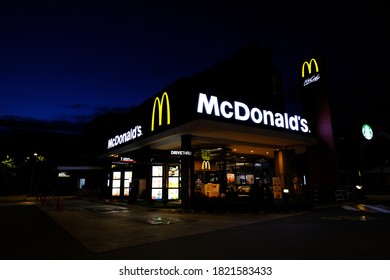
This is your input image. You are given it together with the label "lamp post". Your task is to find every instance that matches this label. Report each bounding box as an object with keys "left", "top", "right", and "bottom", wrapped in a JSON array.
[
  {"left": 29, "top": 153, "right": 38, "bottom": 195},
  {"left": 359, "top": 124, "right": 373, "bottom": 196}
]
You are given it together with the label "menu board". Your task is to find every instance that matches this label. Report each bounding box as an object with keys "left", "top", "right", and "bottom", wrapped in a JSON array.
[
  {"left": 151, "top": 189, "right": 162, "bottom": 200},
  {"left": 112, "top": 180, "right": 121, "bottom": 188},
  {"left": 152, "top": 165, "right": 163, "bottom": 200},
  {"left": 169, "top": 165, "right": 179, "bottom": 176},
  {"left": 272, "top": 177, "right": 282, "bottom": 199},
  {"left": 168, "top": 177, "right": 179, "bottom": 188},
  {"left": 113, "top": 171, "right": 121, "bottom": 180},
  {"left": 246, "top": 174, "right": 254, "bottom": 184},
  {"left": 152, "top": 177, "right": 163, "bottom": 188},
  {"left": 112, "top": 171, "right": 121, "bottom": 196},
  {"left": 168, "top": 189, "right": 179, "bottom": 200},
  {"left": 152, "top": 166, "right": 163, "bottom": 176},
  {"left": 112, "top": 188, "right": 120, "bottom": 196},
  {"left": 227, "top": 173, "right": 235, "bottom": 184}
]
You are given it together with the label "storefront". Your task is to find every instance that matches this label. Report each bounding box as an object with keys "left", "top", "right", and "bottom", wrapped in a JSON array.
[{"left": 99, "top": 44, "right": 334, "bottom": 209}]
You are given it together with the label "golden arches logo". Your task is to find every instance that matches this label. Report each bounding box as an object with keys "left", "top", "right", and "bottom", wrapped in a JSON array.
[
  {"left": 302, "top": 58, "right": 319, "bottom": 78},
  {"left": 151, "top": 92, "right": 170, "bottom": 131},
  {"left": 202, "top": 160, "right": 210, "bottom": 170}
]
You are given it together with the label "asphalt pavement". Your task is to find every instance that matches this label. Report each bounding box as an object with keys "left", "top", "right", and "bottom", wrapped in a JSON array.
[
  {"left": 2, "top": 193, "right": 388, "bottom": 259},
  {"left": 34, "top": 196, "right": 306, "bottom": 254}
]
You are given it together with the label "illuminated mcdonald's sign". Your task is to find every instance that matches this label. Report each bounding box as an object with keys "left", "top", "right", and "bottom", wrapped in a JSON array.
[
  {"left": 202, "top": 160, "right": 210, "bottom": 170},
  {"left": 151, "top": 92, "right": 171, "bottom": 131},
  {"left": 302, "top": 58, "right": 320, "bottom": 86},
  {"left": 302, "top": 58, "right": 319, "bottom": 77},
  {"left": 201, "top": 149, "right": 211, "bottom": 169}
]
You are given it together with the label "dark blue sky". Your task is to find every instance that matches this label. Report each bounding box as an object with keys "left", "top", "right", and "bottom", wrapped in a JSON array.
[{"left": 1, "top": 1, "right": 389, "bottom": 127}]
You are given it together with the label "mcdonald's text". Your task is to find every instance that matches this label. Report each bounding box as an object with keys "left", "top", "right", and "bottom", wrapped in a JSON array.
[
  {"left": 107, "top": 125, "right": 143, "bottom": 149},
  {"left": 197, "top": 93, "right": 310, "bottom": 133}
]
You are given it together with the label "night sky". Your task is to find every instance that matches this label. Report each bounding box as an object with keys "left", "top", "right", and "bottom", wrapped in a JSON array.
[{"left": 1, "top": 1, "right": 389, "bottom": 131}]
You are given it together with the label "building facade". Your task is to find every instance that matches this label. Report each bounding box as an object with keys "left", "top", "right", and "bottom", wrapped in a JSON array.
[{"left": 97, "top": 44, "right": 338, "bottom": 209}]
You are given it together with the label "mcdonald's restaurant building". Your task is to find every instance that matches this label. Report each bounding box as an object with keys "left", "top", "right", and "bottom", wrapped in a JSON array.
[{"left": 98, "top": 44, "right": 339, "bottom": 209}]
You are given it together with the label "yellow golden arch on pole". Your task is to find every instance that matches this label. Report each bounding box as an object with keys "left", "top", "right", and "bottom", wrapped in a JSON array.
[{"left": 302, "top": 58, "right": 319, "bottom": 78}]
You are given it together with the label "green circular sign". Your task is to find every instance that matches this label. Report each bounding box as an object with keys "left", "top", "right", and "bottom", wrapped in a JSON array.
[{"left": 362, "top": 124, "right": 373, "bottom": 140}]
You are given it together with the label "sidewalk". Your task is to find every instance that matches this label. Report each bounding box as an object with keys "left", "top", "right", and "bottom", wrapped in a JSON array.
[{"left": 27, "top": 196, "right": 304, "bottom": 254}]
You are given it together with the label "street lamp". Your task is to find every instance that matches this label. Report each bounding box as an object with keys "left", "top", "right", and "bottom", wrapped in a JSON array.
[
  {"left": 359, "top": 124, "right": 373, "bottom": 196},
  {"left": 29, "top": 153, "right": 37, "bottom": 195}
]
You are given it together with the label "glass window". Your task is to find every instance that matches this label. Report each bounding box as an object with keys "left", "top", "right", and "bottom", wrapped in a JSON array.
[
  {"left": 123, "top": 171, "right": 132, "bottom": 197},
  {"left": 168, "top": 164, "right": 180, "bottom": 200},
  {"left": 152, "top": 165, "right": 163, "bottom": 200},
  {"left": 112, "top": 171, "right": 121, "bottom": 196}
]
